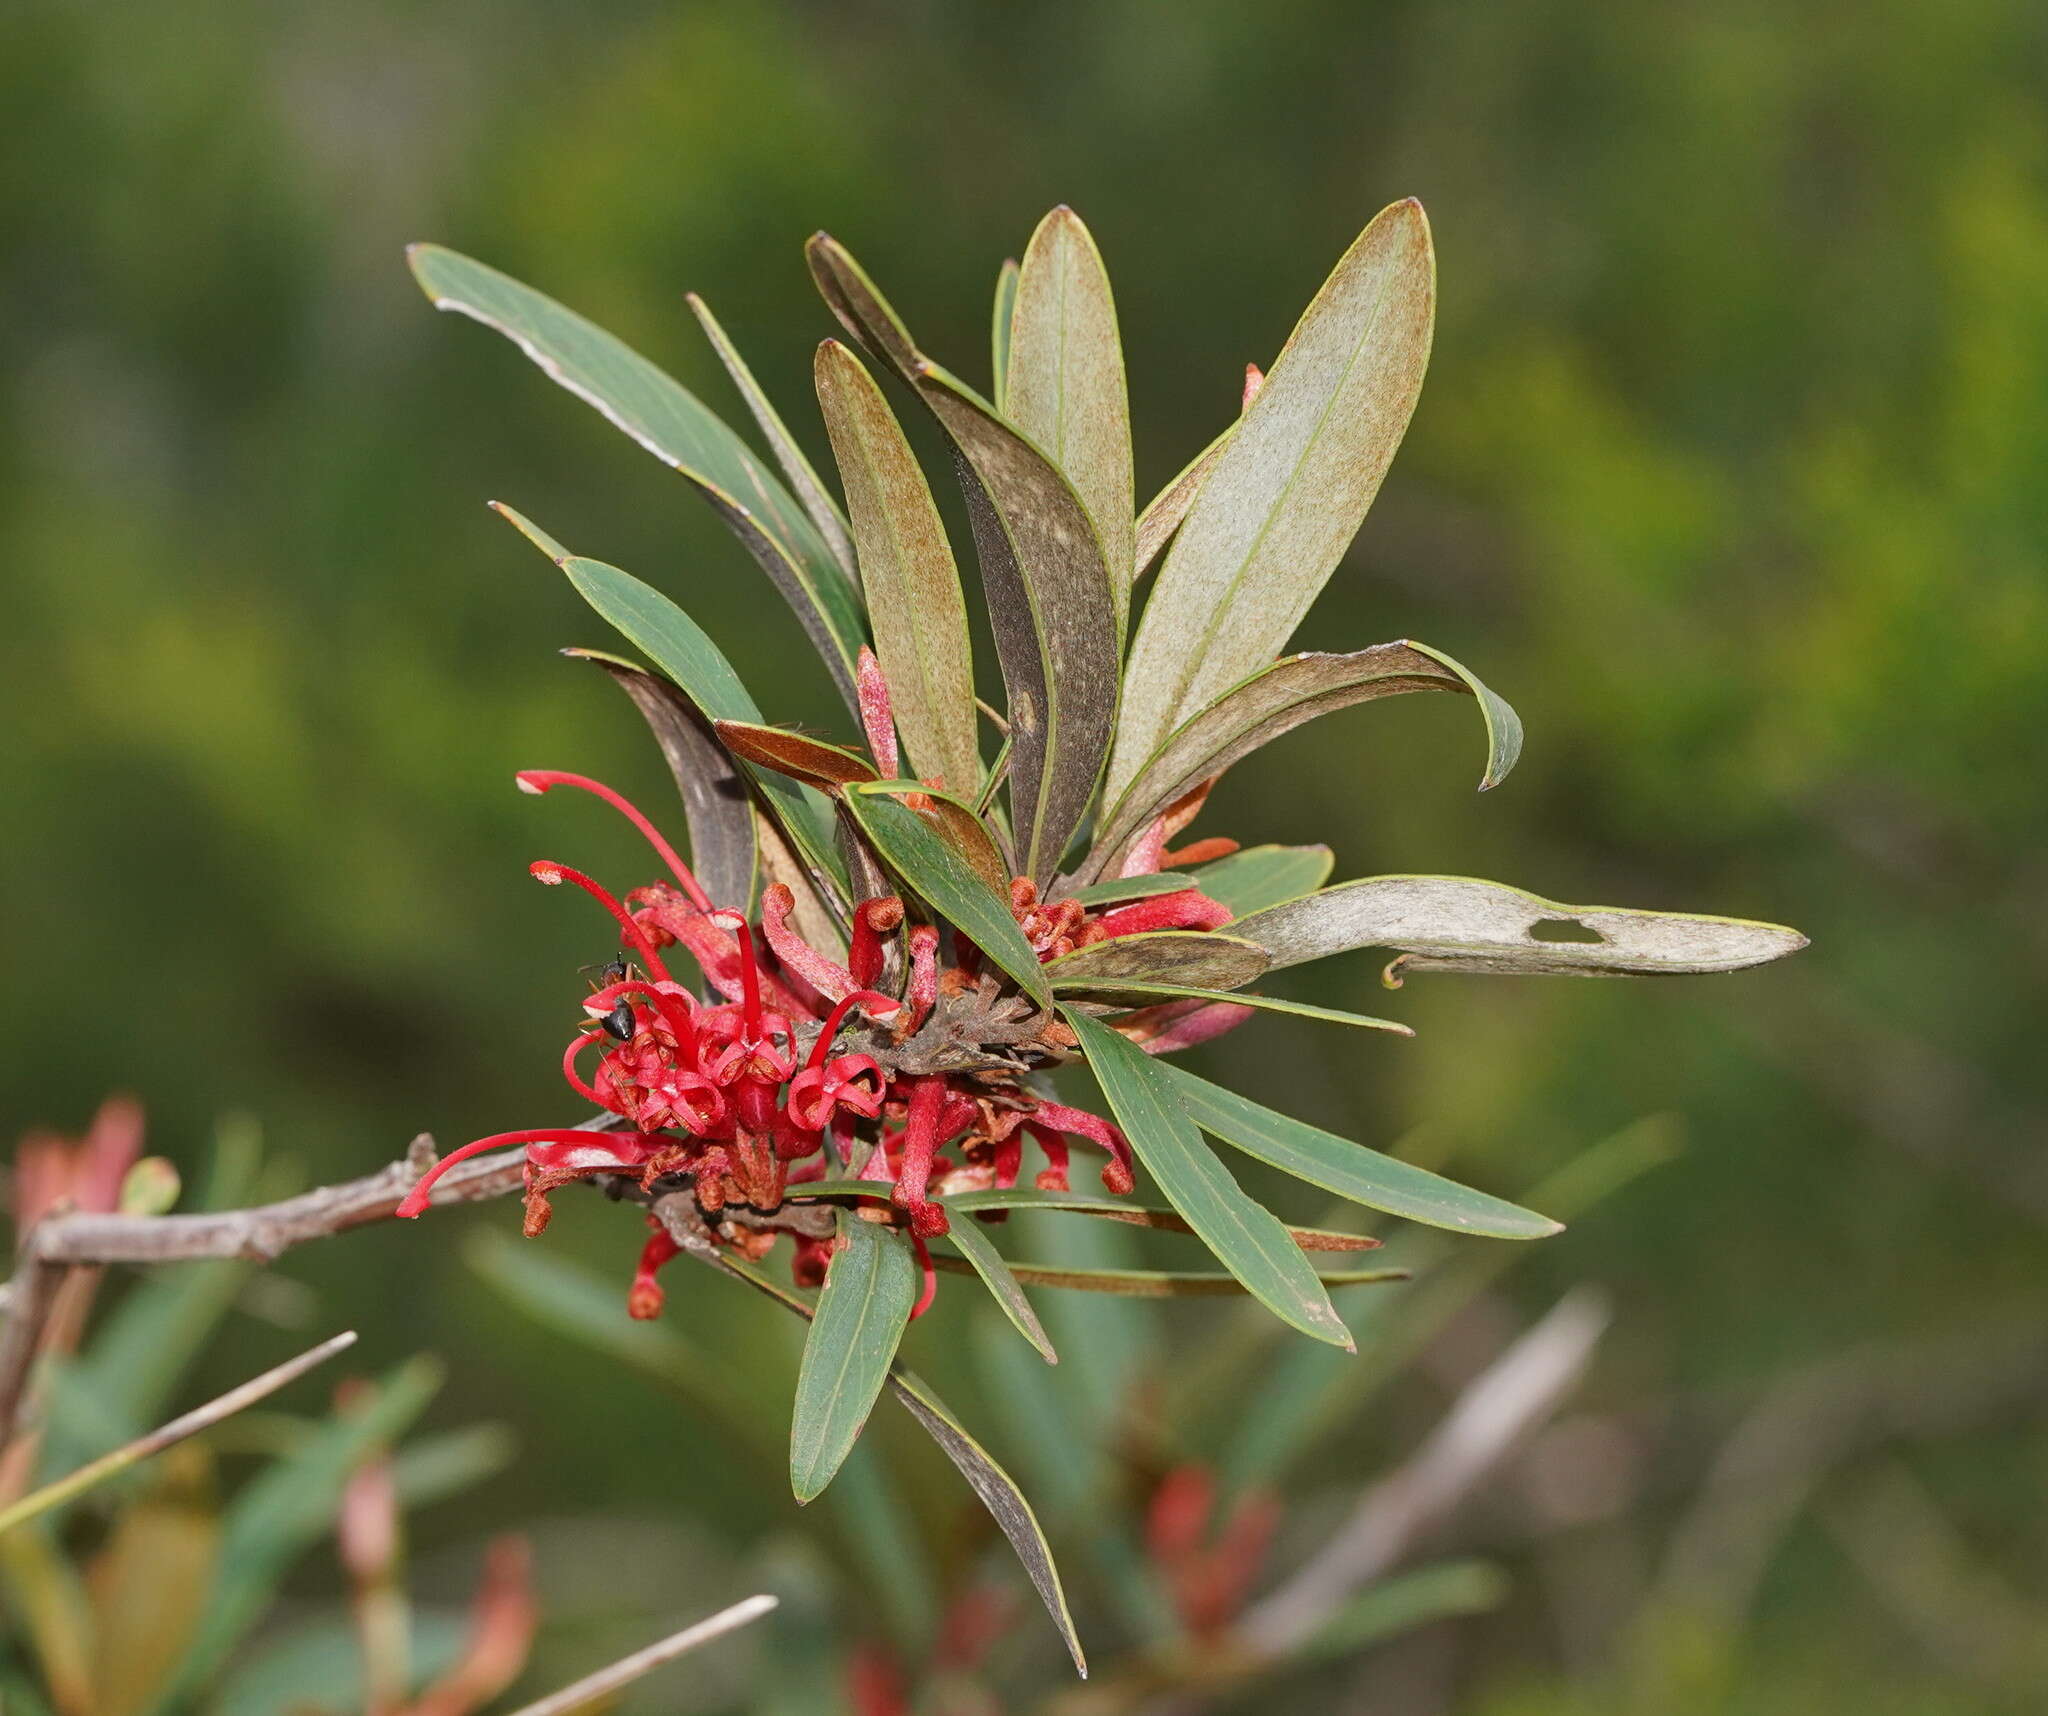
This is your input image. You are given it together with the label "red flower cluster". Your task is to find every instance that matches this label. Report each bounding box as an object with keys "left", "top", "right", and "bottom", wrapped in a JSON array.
[{"left": 397, "top": 769, "right": 1236, "bottom": 1320}]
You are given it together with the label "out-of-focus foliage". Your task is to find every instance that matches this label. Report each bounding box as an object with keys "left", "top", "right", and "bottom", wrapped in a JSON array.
[{"left": 4, "top": 2, "right": 2045, "bottom": 1711}]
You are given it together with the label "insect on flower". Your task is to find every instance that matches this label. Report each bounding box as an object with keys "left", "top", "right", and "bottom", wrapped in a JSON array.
[{"left": 403, "top": 198, "right": 1808, "bottom": 1662}]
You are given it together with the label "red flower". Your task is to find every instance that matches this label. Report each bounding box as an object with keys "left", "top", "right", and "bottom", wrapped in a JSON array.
[{"left": 396, "top": 768, "right": 1231, "bottom": 1319}]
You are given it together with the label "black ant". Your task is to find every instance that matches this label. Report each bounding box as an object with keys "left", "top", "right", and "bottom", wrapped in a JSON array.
[{"left": 578, "top": 951, "right": 639, "bottom": 1042}]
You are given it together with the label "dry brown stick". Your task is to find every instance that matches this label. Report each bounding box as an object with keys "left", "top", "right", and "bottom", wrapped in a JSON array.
[
  {"left": 502, "top": 1593, "right": 777, "bottom": 1716},
  {"left": 1241, "top": 1288, "right": 1610, "bottom": 1656},
  {"left": 0, "top": 1330, "right": 358, "bottom": 1535},
  {"left": 0, "top": 1134, "right": 530, "bottom": 1450}
]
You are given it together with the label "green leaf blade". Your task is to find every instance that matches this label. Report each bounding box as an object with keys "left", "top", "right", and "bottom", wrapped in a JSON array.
[
  {"left": 718, "top": 1255, "right": 1085, "bottom": 1675},
  {"left": 1110, "top": 200, "right": 1436, "bottom": 798},
  {"left": 567, "top": 647, "right": 759, "bottom": 912},
  {"left": 1234, "top": 874, "right": 1811, "bottom": 977},
  {"left": 1092, "top": 640, "right": 1518, "bottom": 873},
  {"left": 814, "top": 340, "right": 981, "bottom": 795},
  {"left": 806, "top": 236, "right": 1119, "bottom": 882},
  {"left": 409, "top": 244, "right": 866, "bottom": 704},
  {"left": 1061, "top": 1008, "right": 1353, "bottom": 1349},
  {"left": 555, "top": 552, "right": 844, "bottom": 897},
  {"left": 1157, "top": 1061, "right": 1562, "bottom": 1239},
  {"left": 843, "top": 785, "right": 1049, "bottom": 1005},
  {"left": 1190, "top": 844, "right": 1335, "bottom": 919},
  {"left": 941, "top": 1217, "right": 1057, "bottom": 1363},
  {"left": 687, "top": 292, "right": 860, "bottom": 585},
  {"left": 1005, "top": 207, "right": 1136, "bottom": 625},
  {"left": 1055, "top": 981, "right": 1413, "bottom": 1035},
  {"left": 990, "top": 257, "right": 1021, "bottom": 415},
  {"left": 931, "top": 1255, "right": 1404, "bottom": 1295},
  {"left": 1041, "top": 930, "right": 1269, "bottom": 991},
  {"left": 790, "top": 1215, "right": 918, "bottom": 1503}
]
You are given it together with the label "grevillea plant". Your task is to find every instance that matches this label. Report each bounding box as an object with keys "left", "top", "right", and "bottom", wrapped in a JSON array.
[{"left": 398, "top": 200, "right": 1806, "bottom": 1670}]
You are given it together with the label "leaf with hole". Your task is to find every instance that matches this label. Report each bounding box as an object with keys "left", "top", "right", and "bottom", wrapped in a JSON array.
[
  {"left": 409, "top": 245, "right": 866, "bottom": 705},
  {"left": 790, "top": 1214, "right": 918, "bottom": 1503},
  {"left": 813, "top": 339, "right": 981, "bottom": 794},
  {"left": 1234, "top": 874, "right": 1811, "bottom": 978},
  {"left": 1157, "top": 1062, "right": 1561, "bottom": 1238},
  {"left": 1110, "top": 200, "right": 1436, "bottom": 798},
  {"left": 1061, "top": 1007, "right": 1352, "bottom": 1348}
]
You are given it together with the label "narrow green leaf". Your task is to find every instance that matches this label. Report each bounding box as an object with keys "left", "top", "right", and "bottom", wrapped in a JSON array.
[
  {"left": 464, "top": 1229, "right": 733, "bottom": 1422},
  {"left": 860, "top": 776, "right": 1013, "bottom": 894},
  {"left": 786, "top": 1184, "right": 1383, "bottom": 1253},
  {"left": 1005, "top": 207, "right": 1136, "bottom": 624},
  {"left": 1041, "top": 930, "right": 1269, "bottom": 991},
  {"left": 686, "top": 292, "right": 860, "bottom": 584},
  {"left": 1157, "top": 1061, "right": 1562, "bottom": 1238},
  {"left": 944, "top": 1189, "right": 1379, "bottom": 1251},
  {"left": 990, "top": 257, "right": 1020, "bottom": 414},
  {"left": 1091, "top": 640, "right": 1520, "bottom": 872},
  {"left": 409, "top": 245, "right": 867, "bottom": 705},
  {"left": 790, "top": 1215, "right": 918, "bottom": 1502},
  {"left": 843, "top": 784, "right": 1048, "bottom": 1005},
  {"left": 1190, "top": 844, "right": 1335, "bottom": 919},
  {"left": 807, "top": 235, "right": 1119, "bottom": 882},
  {"left": 166, "top": 1359, "right": 442, "bottom": 1700},
  {"left": 931, "top": 1256, "right": 1404, "bottom": 1295},
  {"left": 1056, "top": 872, "right": 1194, "bottom": 907},
  {"left": 814, "top": 340, "right": 981, "bottom": 794},
  {"left": 1234, "top": 874, "right": 1811, "bottom": 978},
  {"left": 717, "top": 1255, "right": 1086, "bottom": 1675},
  {"left": 1110, "top": 200, "right": 1436, "bottom": 798},
  {"left": 1057, "top": 980, "right": 1413, "bottom": 1035},
  {"left": 566, "top": 647, "right": 758, "bottom": 912},
  {"left": 941, "top": 1217, "right": 1057, "bottom": 1363},
  {"left": 388, "top": 1425, "right": 517, "bottom": 1510},
  {"left": 1406, "top": 640, "right": 1524, "bottom": 789},
  {"left": 1299, "top": 1560, "right": 1509, "bottom": 1661},
  {"left": 1061, "top": 1008, "right": 1353, "bottom": 1349},
  {"left": 548, "top": 546, "right": 845, "bottom": 897}
]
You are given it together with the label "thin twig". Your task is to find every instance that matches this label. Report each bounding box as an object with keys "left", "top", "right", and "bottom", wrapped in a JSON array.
[
  {"left": 501, "top": 1593, "right": 778, "bottom": 1716},
  {"left": 0, "top": 1329, "right": 358, "bottom": 1535},
  {"left": 0, "top": 1255, "right": 69, "bottom": 1457},
  {"left": 0, "top": 1133, "right": 531, "bottom": 1449},
  {"left": 1240, "top": 1288, "right": 1610, "bottom": 1656}
]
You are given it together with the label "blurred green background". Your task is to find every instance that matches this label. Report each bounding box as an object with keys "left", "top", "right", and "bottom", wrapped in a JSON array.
[{"left": 5, "top": 0, "right": 2046, "bottom": 1710}]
